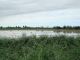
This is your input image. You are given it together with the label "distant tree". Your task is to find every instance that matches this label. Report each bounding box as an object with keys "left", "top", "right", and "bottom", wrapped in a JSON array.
[
  {"left": 66, "top": 26, "right": 70, "bottom": 29},
  {"left": 35, "top": 27, "right": 38, "bottom": 28},
  {"left": 0, "top": 26, "right": 3, "bottom": 28},
  {"left": 7, "top": 26, "right": 10, "bottom": 28},
  {"left": 23, "top": 26, "right": 25, "bottom": 28},
  {"left": 63, "top": 26, "right": 66, "bottom": 29},
  {"left": 9, "top": 26, "right": 11, "bottom": 28},
  {"left": 58, "top": 26, "right": 62, "bottom": 29},
  {"left": 54, "top": 26, "right": 62, "bottom": 29},
  {"left": 18, "top": 26, "right": 21, "bottom": 28},
  {"left": 73, "top": 26, "right": 80, "bottom": 30},
  {"left": 25, "top": 25, "right": 27, "bottom": 28},
  {"left": 16, "top": 26, "right": 17, "bottom": 28},
  {"left": 53, "top": 26, "right": 55, "bottom": 29}
]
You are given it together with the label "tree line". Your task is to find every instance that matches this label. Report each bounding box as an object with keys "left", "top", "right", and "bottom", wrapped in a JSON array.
[
  {"left": 0, "top": 26, "right": 80, "bottom": 30},
  {"left": 0, "top": 26, "right": 31, "bottom": 29},
  {"left": 53, "top": 26, "right": 80, "bottom": 30}
]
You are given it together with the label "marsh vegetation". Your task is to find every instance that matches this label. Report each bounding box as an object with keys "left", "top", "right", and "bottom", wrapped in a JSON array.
[{"left": 0, "top": 35, "right": 80, "bottom": 60}]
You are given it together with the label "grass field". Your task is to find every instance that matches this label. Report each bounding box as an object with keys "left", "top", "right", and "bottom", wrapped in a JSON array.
[{"left": 0, "top": 35, "right": 80, "bottom": 60}]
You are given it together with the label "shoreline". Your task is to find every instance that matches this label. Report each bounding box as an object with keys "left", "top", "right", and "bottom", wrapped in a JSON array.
[{"left": 0, "top": 29, "right": 80, "bottom": 33}]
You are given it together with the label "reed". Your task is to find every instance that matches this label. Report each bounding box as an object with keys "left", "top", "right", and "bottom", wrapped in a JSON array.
[{"left": 0, "top": 35, "right": 80, "bottom": 60}]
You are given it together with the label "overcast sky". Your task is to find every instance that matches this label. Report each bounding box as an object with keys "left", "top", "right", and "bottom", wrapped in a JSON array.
[{"left": 0, "top": 0, "right": 80, "bottom": 27}]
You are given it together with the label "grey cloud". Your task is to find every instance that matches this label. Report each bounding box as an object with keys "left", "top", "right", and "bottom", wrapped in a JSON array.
[{"left": 0, "top": 0, "right": 80, "bottom": 17}]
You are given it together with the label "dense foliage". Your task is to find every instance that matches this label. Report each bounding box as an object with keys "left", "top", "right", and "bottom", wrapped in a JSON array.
[
  {"left": 53, "top": 26, "right": 80, "bottom": 30},
  {"left": 0, "top": 35, "right": 80, "bottom": 60}
]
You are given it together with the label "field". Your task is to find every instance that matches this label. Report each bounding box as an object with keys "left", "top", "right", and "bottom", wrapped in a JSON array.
[{"left": 0, "top": 34, "right": 80, "bottom": 60}]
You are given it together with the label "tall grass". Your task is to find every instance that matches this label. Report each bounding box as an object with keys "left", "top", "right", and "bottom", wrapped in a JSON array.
[{"left": 0, "top": 35, "right": 80, "bottom": 60}]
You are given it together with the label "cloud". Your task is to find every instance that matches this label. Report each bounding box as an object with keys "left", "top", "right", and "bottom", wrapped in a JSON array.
[
  {"left": 0, "top": 0, "right": 80, "bottom": 17},
  {"left": 0, "top": 0, "right": 80, "bottom": 27},
  {"left": 0, "top": 8, "right": 80, "bottom": 27}
]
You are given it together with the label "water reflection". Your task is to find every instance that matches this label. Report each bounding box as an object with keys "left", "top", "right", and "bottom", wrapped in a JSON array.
[{"left": 0, "top": 30, "right": 80, "bottom": 38}]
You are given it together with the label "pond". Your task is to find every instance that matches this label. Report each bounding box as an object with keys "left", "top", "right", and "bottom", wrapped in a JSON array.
[{"left": 0, "top": 30, "right": 80, "bottom": 38}]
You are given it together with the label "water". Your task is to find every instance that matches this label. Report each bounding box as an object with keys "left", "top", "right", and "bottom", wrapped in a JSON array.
[{"left": 0, "top": 30, "right": 80, "bottom": 38}]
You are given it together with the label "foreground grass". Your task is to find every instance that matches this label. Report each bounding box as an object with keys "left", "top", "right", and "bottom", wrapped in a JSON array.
[{"left": 0, "top": 35, "right": 80, "bottom": 60}]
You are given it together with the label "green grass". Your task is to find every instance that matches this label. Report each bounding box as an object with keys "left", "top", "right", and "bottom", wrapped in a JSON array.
[{"left": 0, "top": 35, "right": 80, "bottom": 60}]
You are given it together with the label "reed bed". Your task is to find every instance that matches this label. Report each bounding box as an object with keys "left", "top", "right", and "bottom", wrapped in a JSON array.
[{"left": 0, "top": 34, "right": 80, "bottom": 60}]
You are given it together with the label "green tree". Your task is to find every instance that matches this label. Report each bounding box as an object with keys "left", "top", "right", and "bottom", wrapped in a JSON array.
[{"left": 0, "top": 26, "right": 3, "bottom": 28}]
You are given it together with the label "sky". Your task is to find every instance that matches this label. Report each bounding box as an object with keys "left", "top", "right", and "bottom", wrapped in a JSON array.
[{"left": 0, "top": 0, "right": 80, "bottom": 27}]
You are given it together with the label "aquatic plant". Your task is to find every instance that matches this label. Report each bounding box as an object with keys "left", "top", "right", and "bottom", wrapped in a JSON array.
[{"left": 0, "top": 35, "right": 80, "bottom": 60}]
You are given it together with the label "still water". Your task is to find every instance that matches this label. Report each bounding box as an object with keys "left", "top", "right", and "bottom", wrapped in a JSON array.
[{"left": 0, "top": 30, "right": 80, "bottom": 38}]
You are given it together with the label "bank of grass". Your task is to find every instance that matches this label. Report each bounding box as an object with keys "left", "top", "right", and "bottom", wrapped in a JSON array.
[{"left": 0, "top": 35, "right": 80, "bottom": 60}]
